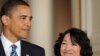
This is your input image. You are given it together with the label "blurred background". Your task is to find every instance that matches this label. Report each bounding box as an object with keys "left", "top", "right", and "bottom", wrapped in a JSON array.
[{"left": 0, "top": 0, "right": 100, "bottom": 56}]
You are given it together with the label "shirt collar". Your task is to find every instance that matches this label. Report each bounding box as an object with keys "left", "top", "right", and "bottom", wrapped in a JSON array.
[{"left": 1, "top": 32, "right": 21, "bottom": 52}]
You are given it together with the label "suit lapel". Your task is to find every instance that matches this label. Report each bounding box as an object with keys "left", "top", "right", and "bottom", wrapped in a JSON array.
[
  {"left": 21, "top": 40, "right": 30, "bottom": 56},
  {"left": 0, "top": 39, "right": 6, "bottom": 56}
]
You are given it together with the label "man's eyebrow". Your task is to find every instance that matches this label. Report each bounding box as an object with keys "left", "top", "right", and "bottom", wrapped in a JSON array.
[
  {"left": 19, "top": 15, "right": 33, "bottom": 20},
  {"left": 20, "top": 15, "right": 27, "bottom": 17}
]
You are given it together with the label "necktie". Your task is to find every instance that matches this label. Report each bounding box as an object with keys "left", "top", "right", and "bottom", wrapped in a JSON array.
[{"left": 10, "top": 45, "right": 18, "bottom": 56}]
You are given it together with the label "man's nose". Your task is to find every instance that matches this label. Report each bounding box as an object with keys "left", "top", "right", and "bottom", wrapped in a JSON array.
[{"left": 25, "top": 19, "right": 31, "bottom": 27}]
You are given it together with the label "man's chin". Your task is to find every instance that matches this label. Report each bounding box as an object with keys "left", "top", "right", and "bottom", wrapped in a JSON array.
[
  {"left": 22, "top": 36, "right": 28, "bottom": 39},
  {"left": 18, "top": 36, "right": 28, "bottom": 39}
]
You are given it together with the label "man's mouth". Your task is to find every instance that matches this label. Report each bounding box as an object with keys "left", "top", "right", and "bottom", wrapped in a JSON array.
[{"left": 22, "top": 29, "right": 30, "bottom": 32}]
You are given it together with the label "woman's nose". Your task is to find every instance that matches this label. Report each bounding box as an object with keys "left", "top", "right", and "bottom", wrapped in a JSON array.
[{"left": 65, "top": 44, "right": 72, "bottom": 51}]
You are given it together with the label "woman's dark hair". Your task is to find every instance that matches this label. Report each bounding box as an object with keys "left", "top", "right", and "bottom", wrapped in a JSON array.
[
  {"left": 0, "top": 0, "right": 30, "bottom": 18},
  {"left": 54, "top": 28, "right": 93, "bottom": 56}
]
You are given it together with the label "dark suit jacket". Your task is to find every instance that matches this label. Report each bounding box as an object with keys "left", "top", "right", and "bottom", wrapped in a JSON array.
[{"left": 0, "top": 40, "right": 45, "bottom": 56}]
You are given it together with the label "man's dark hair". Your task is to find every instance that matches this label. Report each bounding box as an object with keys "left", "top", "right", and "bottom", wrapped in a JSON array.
[{"left": 0, "top": 0, "right": 30, "bottom": 18}]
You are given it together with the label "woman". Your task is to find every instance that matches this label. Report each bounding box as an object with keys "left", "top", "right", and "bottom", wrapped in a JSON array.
[{"left": 54, "top": 28, "right": 93, "bottom": 56}]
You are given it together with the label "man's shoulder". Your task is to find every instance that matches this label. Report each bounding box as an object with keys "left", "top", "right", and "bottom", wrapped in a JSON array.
[
  {"left": 21, "top": 40, "right": 44, "bottom": 50},
  {"left": 21, "top": 40, "right": 45, "bottom": 56}
]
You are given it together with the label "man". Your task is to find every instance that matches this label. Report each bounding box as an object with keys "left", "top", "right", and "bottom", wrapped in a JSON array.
[{"left": 0, "top": 0, "right": 45, "bottom": 56}]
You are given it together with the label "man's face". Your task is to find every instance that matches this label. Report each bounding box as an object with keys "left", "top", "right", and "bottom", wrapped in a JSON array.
[{"left": 6, "top": 5, "right": 32, "bottom": 39}]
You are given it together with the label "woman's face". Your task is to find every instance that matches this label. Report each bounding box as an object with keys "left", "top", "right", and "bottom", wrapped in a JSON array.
[{"left": 60, "top": 33, "right": 81, "bottom": 56}]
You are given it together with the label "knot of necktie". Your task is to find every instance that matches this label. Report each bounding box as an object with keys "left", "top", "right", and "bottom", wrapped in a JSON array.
[
  {"left": 10, "top": 45, "right": 18, "bottom": 56},
  {"left": 12, "top": 45, "right": 17, "bottom": 51}
]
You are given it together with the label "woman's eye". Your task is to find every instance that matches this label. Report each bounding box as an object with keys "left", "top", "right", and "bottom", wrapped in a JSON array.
[
  {"left": 62, "top": 42, "right": 66, "bottom": 45},
  {"left": 72, "top": 43, "right": 78, "bottom": 46}
]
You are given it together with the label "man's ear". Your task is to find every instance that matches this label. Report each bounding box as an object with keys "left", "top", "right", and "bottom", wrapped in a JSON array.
[{"left": 1, "top": 15, "right": 10, "bottom": 25}]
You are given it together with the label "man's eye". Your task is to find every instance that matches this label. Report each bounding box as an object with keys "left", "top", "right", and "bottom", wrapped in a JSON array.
[
  {"left": 29, "top": 17, "right": 32, "bottom": 21},
  {"left": 29, "top": 16, "right": 33, "bottom": 21},
  {"left": 20, "top": 16, "right": 27, "bottom": 20},
  {"left": 21, "top": 17, "right": 26, "bottom": 20}
]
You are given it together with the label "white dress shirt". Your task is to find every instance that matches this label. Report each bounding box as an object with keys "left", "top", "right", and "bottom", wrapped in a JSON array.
[{"left": 1, "top": 33, "right": 21, "bottom": 56}]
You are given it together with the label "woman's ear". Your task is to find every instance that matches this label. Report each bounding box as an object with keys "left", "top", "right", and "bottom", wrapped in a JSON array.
[{"left": 1, "top": 15, "right": 10, "bottom": 25}]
